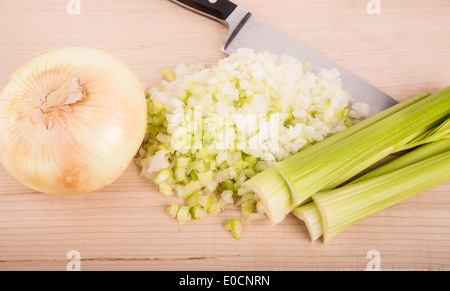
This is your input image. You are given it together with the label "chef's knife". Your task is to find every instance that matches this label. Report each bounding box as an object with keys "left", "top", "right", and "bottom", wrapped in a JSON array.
[{"left": 171, "top": 0, "right": 398, "bottom": 114}]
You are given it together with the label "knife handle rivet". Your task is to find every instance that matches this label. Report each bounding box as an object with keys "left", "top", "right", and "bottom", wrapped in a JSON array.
[{"left": 209, "top": 0, "right": 218, "bottom": 3}]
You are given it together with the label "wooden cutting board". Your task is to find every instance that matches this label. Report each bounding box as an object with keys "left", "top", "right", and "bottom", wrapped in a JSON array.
[{"left": 0, "top": 0, "right": 449, "bottom": 271}]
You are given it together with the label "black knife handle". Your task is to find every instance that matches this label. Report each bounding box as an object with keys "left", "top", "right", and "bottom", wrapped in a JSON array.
[{"left": 173, "top": 0, "right": 238, "bottom": 21}]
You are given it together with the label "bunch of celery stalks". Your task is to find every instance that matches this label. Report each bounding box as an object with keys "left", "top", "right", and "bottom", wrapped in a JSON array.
[{"left": 243, "top": 87, "right": 450, "bottom": 243}]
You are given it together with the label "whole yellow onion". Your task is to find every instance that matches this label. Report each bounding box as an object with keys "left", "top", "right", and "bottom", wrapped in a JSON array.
[{"left": 0, "top": 47, "right": 147, "bottom": 195}]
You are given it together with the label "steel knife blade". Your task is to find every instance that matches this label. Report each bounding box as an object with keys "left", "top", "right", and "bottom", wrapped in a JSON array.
[{"left": 171, "top": 0, "right": 398, "bottom": 114}]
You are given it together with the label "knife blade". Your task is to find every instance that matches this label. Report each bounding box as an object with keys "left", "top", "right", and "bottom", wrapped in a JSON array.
[{"left": 171, "top": 0, "right": 398, "bottom": 114}]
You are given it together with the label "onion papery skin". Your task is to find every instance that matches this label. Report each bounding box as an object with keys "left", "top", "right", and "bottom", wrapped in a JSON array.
[{"left": 0, "top": 47, "right": 147, "bottom": 195}]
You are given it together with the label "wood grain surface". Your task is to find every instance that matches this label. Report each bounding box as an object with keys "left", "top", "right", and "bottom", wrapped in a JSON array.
[{"left": 0, "top": 0, "right": 449, "bottom": 271}]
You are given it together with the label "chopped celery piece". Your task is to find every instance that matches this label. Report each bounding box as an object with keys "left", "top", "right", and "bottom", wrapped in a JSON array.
[
  {"left": 244, "top": 155, "right": 258, "bottom": 168},
  {"left": 292, "top": 138, "right": 450, "bottom": 242},
  {"left": 176, "top": 157, "right": 191, "bottom": 168},
  {"left": 166, "top": 203, "right": 180, "bottom": 218},
  {"left": 174, "top": 167, "right": 187, "bottom": 182},
  {"left": 198, "top": 194, "right": 213, "bottom": 209},
  {"left": 313, "top": 150, "right": 450, "bottom": 243},
  {"left": 174, "top": 157, "right": 190, "bottom": 182},
  {"left": 207, "top": 202, "right": 223, "bottom": 215},
  {"left": 241, "top": 200, "right": 256, "bottom": 220},
  {"left": 162, "top": 68, "right": 176, "bottom": 81},
  {"left": 221, "top": 190, "right": 234, "bottom": 204},
  {"left": 351, "top": 138, "right": 450, "bottom": 184},
  {"left": 159, "top": 182, "right": 173, "bottom": 197},
  {"left": 237, "top": 187, "right": 253, "bottom": 197},
  {"left": 139, "top": 49, "right": 372, "bottom": 226},
  {"left": 221, "top": 180, "right": 237, "bottom": 192},
  {"left": 225, "top": 218, "right": 243, "bottom": 240},
  {"left": 185, "top": 193, "right": 200, "bottom": 208},
  {"left": 277, "top": 89, "right": 449, "bottom": 207},
  {"left": 198, "top": 170, "right": 213, "bottom": 187},
  {"left": 150, "top": 99, "right": 165, "bottom": 112},
  {"left": 175, "top": 185, "right": 185, "bottom": 199},
  {"left": 184, "top": 180, "right": 201, "bottom": 197}
]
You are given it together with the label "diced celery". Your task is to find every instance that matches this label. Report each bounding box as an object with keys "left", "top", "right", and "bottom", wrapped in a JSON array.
[
  {"left": 151, "top": 100, "right": 165, "bottom": 113},
  {"left": 176, "top": 157, "right": 191, "bottom": 168},
  {"left": 205, "top": 180, "right": 219, "bottom": 193},
  {"left": 174, "top": 167, "right": 187, "bottom": 182},
  {"left": 184, "top": 180, "right": 201, "bottom": 197},
  {"left": 241, "top": 168, "right": 256, "bottom": 178},
  {"left": 189, "top": 160, "right": 205, "bottom": 173},
  {"left": 313, "top": 150, "right": 450, "bottom": 243},
  {"left": 242, "top": 167, "right": 292, "bottom": 224},
  {"left": 221, "top": 180, "right": 237, "bottom": 192},
  {"left": 235, "top": 192, "right": 254, "bottom": 206},
  {"left": 185, "top": 193, "right": 200, "bottom": 208},
  {"left": 397, "top": 119, "right": 450, "bottom": 152},
  {"left": 352, "top": 138, "right": 450, "bottom": 185},
  {"left": 155, "top": 169, "right": 172, "bottom": 185},
  {"left": 140, "top": 49, "right": 450, "bottom": 239},
  {"left": 292, "top": 138, "right": 450, "bottom": 242},
  {"left": 175, "top": 186, "right": 185, "bottom": 199},
  {"left": 162, "top": 68, "right": 176, "bottom": 81},
  {"left": 229, "top": 167, "right": 238, "bottom": 180},
  {"left": 237, "top": 187, "right": 252, "bottom": 197},
  {"left": 159, "top": 182, "right": 173, "bottom": 197},
  {"left": 198, "top": 194, "right": 213, "bottom": 209},
  {"left": 245, "top": 92, "right": 433, "bottom": 224},
  {"left": 243, "top": 155, "right": 258, "bottom": 168},
  {"left": 221, "top": 190, "right": 234, "bottom": 204},
  {"left": 241, "top": 200, "right": 256, "bottom": 221}
]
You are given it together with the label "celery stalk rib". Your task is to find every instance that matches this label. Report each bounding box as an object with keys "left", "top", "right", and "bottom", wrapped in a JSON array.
[
  {"left": 277, "top": 88, "right": 450, "bottom": 207},
  {"left": 313, "top": 150, "right": 450, "bottom": 243},
  {"left": 242, "top": 167, "right": 292, "bottom": 224},
  {"left": 243, "top": 92, "right": 432, "bottom": 224},
  {"left": 397, "top": 118, "right": 450, "bottom": 152}
]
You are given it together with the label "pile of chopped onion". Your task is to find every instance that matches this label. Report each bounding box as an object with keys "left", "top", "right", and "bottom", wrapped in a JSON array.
[{"left": 137, "top": 49, "right": 369, "bottom": 236}]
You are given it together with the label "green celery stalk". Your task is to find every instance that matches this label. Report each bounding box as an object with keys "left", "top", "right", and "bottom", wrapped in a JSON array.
[
  {"left": 225, "top": 218, "right": 243, "bottom": 240},
  {"left": 291, "top": 202, "right": 323, "bottom": 242},
  {"left": 277, "top": 88, "right": 450, "bottom": 207},
  {"left": 313, "top": 150, "right": 450, "bottom": 243},
  {"left": 243, "top": 92, "right": 432, "bottom": 224},
  {"left": 242, "top": 167, "right": 292, "bottom": 224}
]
